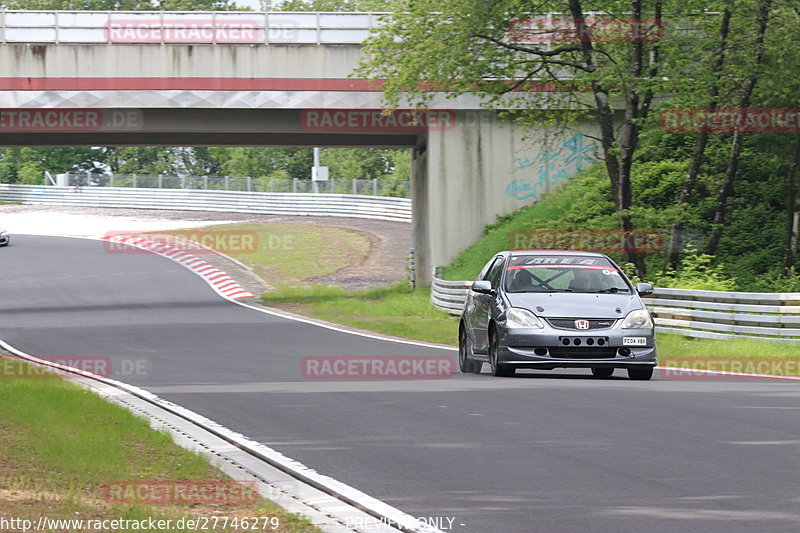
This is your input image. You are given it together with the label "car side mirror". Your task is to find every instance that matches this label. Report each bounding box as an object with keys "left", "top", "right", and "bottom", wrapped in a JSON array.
[
  {"left": 472, "top": 280, "right": 496, "bottom": 295},
  {"left": 636, "top": 282, "right": 654, "bottom": 296}
]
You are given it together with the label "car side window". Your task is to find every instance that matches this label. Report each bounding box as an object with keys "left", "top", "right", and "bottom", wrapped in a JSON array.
[
  {"left": 485, "top": 257, "right": 505, "bottom": 289},
  {"left": 477, "top": 257, "right": 497, "bottom": 281},
  {"left": 481, "top": 257, "right": 501, "bottom": 281}
]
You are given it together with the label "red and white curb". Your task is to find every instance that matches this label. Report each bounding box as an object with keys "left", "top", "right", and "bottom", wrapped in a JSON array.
[{"left": 102, "top": 234, "right": 254, "bottom": 300}]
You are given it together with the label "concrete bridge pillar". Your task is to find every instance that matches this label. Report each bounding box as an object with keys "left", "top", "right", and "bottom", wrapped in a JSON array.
[{"left": 414, "top": 110, "right": 600, "bottom": 285}]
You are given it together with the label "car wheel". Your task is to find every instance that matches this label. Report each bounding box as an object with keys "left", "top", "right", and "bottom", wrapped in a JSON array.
[
  {"left": 591, "top": 367, "right": 614, "bottom": 378},
  {"left": 458, "top": 325, "right": 482, "bottom": 374},
  {"left": 489, "top": 328, "right": 515, "bottom": 377},
  {"left": 627, "top": 367, "right": 654, "bottom": 381}
]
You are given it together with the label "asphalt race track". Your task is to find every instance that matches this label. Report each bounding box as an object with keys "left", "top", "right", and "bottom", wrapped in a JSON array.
[{"left": 2, "top": 235, "right": 800, "bottom": 533}]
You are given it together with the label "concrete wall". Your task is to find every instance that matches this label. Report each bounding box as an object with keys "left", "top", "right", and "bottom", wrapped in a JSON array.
[
  {"left": 417, "top": 110, "right": 601, "bottom": 284},
  {"left": 411, "top": 134, "right": 430, "bottom": 282}
]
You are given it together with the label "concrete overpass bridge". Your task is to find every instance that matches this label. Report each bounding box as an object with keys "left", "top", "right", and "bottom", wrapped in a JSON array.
[{"left": 0, "top": 10, "right": 600, "bottom": 284}]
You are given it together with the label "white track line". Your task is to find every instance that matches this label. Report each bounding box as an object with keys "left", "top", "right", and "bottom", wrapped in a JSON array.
[
  {"left": 0, "top": 339, "right": 437, "bottom": 533},
  {"left": 2, "top": 234, "right": 449, "bottom": 533}
]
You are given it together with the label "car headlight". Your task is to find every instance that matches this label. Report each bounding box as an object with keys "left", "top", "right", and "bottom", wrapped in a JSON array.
[
  {"left": 506, "top": 308, "right": 545, "bottom": 329},
  {"left": 622, "top": 309, "right": 653, "bottom": 329}
]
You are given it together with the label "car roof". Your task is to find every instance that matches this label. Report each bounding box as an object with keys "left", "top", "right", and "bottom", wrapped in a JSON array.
[{"left": 508, "top": 249, "right": 607, "bottom": 257}]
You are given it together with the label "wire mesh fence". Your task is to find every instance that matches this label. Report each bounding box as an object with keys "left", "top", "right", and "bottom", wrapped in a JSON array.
[{"left": 54, "top": 173, "right": 411, "bottom": 198}]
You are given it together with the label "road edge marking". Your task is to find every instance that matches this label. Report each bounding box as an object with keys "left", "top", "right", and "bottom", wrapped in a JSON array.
[{"left": 0, "top": 339, "right": 443, "bottom": 533}]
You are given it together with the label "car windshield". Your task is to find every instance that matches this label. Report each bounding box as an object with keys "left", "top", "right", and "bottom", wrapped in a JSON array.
[{"left": 504, "top": 255, "right": 631, "bottom": 294}]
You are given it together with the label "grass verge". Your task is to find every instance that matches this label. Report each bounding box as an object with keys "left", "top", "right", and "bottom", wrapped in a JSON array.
[
  {"left": 262, "top": 283, "right": 458, "bottom": 345},
  {"left": 0, "top": 359, "right": 321, "bottom": 532},
  {"left": 158, "top": 223, "right": 372, "bottom": 287},
  {"left": 657, "top": 333, "right": 800, "bottom": 376},
  {"left": 165, "top": 219, "right": 798, "bottom": 375}
]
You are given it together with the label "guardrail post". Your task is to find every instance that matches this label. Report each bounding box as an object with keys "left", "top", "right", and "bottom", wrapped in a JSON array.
[
  {"left": 110, "top": 174, "right": 115, "bottom": 187},
  {"left": 204, "top": 176, "right": 209, "bottom": 189},
  {"left": 247, "top": 176, "right": 252, "bottom": 192},
  {"left": 373, "top": 178, "right": 378, "bottom": 196},
  {"left": 292, "top": 178, "right": 298, "bottom": 193},
  {"left": 352, "top": 179, "right": 357, "bottom": 194},
  {"left": 132, "top": 174, "right": 137, "bottom": 188},
  {"left": 224, "top": 176, "right": 230, "bottom": 190},
  {"left": 158, "top": 175, "right": 163, "bottom": 188},
  {"left": 408, "top": 248, "right": 415, "bottom": 288}
]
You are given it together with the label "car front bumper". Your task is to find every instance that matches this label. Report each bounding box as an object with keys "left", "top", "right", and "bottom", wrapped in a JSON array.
[
  {"left": 497, "top": 326, "right": 657, "bottom": 369},
  {"left": 0, "top": 234, "right": 9, "bottom": 246}
]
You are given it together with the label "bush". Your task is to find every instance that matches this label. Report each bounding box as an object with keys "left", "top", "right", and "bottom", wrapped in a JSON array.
[{"left": 651, "top": 248, "right": 737, "bottom": 291}]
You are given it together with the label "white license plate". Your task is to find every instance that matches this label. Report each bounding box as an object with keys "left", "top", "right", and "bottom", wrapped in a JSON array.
[{"left": 623, "top": 337, "right": 647, "bottom": 346}]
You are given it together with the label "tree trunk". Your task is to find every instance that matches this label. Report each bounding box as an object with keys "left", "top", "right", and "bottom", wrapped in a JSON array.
[
  {"left": 665, "top": 9, "right": 731, "bottom": 270},
  {"left": 619, "top": 0, "right": 647, "bottom": 276},
  {"left": 706, "top": 0, "right": 771, "bottom": 256},
  {"left": 783, "top": 133, "right": 800, "bottom": 274},
  {"left": 567, "top": 0, "right": 655, "bottom": 277}
]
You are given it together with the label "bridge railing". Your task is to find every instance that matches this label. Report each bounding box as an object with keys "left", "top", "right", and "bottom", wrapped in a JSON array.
[
  {"left": 431, "top": 271, "right": 800, "bottom": 343},
  {"left": 0, "top": 10, "right": 388, "bottom": 44},
  {"left": 0, "top": 11, "right": 706, "bottom": 45},
  {"left": 0, "top": 183, "right": 411, "bottom": 222}
]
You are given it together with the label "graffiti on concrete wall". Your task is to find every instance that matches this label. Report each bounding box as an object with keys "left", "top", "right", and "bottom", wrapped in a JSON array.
[{"left": 505, "top": 132, "right": 597, "bottom": 200}]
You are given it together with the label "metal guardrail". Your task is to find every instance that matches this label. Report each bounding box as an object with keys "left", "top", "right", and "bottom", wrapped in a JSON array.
[
  {"left": 431, "top": 275, "right": 471, "bottom": 315},
  {"left": 431, "top": 272, "right": 800, "bottom": 343},
  {"left": 57, "top": 173, "right": 410, "bottom": 198},
  {"left": 0, "top": 10, "right": 386, "bottom": 44},
  {"left": 642, "top": 288, "right": 800, "bottom": 343},
  {"left": 0, "top": 184, "right": 411, "bottom": 222}
]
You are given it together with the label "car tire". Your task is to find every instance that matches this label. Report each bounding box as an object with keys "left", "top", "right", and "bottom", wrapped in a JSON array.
[
  {"left": 458, "top": 324, "right": 482, "bottom": 374},
  {"left": 489, "top": 328, "right": 515, "bottom": 377},
  {"left": 627, "top": 367, "right": 654, "bottom": 381},
  {"left": 591, "top": 367, "right": 614, "bottom": 378}
]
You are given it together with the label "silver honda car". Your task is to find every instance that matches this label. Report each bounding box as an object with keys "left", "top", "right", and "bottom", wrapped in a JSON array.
[
  {"left": 0, "top": 226, "right": 9, "bottom": 247},
  {"left": 459, "top": 250, "right": 657, "bottom": 380}
]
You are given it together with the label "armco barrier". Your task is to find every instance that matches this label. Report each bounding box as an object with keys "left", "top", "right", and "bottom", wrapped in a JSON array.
[
  {"left": 431, "top": 271, "right": 800, "bottom": 343},
  {"left": 642, "top": 287, "right": 800, "bottom": 343},
  {"left": 0, "top": 184, "right": 411, "bottom": 222}
]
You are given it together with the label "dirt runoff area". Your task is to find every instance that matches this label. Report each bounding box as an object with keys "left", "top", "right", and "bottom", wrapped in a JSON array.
[{"left": 0, "top": 205, "right": 412, "bottom": 291}]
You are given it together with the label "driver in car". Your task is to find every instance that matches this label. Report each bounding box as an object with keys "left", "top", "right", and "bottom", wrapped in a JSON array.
[{"left": 568, "top": 269, "right": 601, "bottom": 292}]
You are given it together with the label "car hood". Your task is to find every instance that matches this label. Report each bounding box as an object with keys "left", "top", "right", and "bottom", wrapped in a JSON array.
[{"left": 506, "top": 292, "right": 643, "bottom": 318}]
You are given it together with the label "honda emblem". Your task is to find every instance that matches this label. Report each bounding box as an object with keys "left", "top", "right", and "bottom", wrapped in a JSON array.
[{"left": 575, "top": 319, "right": 590, "bottom": 330}]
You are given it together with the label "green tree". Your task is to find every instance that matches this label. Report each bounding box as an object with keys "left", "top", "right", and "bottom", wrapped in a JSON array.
[
  {"left": 0, "top": 147, "right": 103, "bottom": 183},
  {"left": 354, "top": 0, "right": 728, "bottom": 274}
]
